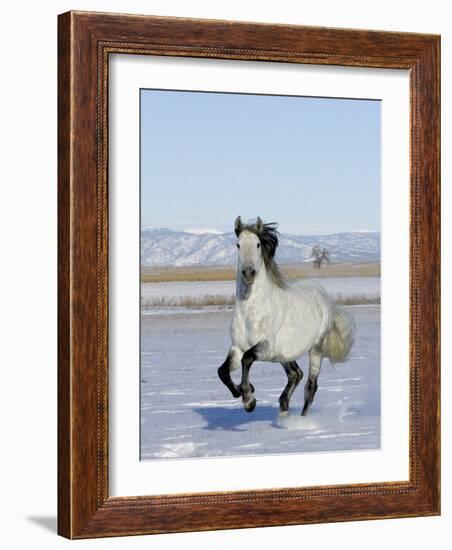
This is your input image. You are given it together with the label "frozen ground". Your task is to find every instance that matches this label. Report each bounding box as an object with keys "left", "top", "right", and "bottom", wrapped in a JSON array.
[
  {"left": 141, "top": 277, "right": 380, "bottom": 307},
  {"left": 140, "top": 305, "right": 380, "bottom": 460}
]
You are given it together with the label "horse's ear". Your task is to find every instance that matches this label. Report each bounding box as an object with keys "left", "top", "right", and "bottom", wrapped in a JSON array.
[
  {"left": 234, "top": 216, "right": 243, "bottom": 237},
  {"left": 255, "top": 217, "right": 264, "bottom": 234}
]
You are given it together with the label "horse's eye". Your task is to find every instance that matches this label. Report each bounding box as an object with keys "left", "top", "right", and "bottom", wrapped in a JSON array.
[
  {"left": 237, "top": 243, "right": 240, "bottom": 249},
  {"left": 257, "top": 243, "right": 261, "bottom": 248}
]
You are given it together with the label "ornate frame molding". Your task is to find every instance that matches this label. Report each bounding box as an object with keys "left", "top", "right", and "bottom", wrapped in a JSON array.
[{"left": 58, "top": 11, "right": 440, "bottom": 538}]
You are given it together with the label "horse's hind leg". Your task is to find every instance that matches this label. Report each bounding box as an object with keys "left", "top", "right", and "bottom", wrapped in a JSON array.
[
  {"left": 279, "top": 361, "right": 303, "bottom": 415},
  {"left": 218, "top": 346, "right": 243, "bottom": 398},
  {"left": 302, "top": 349, "right": 323, "bottom": 416}
]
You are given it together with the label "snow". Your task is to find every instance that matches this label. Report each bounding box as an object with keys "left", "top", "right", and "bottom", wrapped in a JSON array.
[
  {"left": 140, "top": 305, "right": 380, "bottom": 461},
  {"left": 183, "top": 228, "right": 225, "bottom": 235}
]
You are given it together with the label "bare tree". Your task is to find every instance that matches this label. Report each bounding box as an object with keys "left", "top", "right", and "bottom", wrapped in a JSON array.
[
  {"left": 320, "top": 247, "right": 330, "bottom": 266},
  {"left": 312, "top": 246, "right": 321, "bottom": 268},
  {"left": 312, "top": 246, "right": 330, "bottom": 269}
]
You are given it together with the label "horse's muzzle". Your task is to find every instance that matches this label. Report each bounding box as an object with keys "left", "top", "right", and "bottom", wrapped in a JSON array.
[{"left": 241, "top": 267, "right": 256, "bottom": 285}]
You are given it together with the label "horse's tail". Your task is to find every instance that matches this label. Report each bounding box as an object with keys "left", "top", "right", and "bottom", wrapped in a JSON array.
[{"left": 322, "top": 307, "right": 355, "bottom": 363}]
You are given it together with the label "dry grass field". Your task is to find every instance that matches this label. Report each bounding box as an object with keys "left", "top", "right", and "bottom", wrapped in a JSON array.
[
  {"left": 141, "top": 262, "right": 380, "bottom": 283},
  {"left": 144, "top": 294, "right": 379, "bottom": 307}
]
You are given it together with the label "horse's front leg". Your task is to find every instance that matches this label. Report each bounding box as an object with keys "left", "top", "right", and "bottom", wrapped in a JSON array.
[
  {"left": 240, "top": 340, "right": 269, "bottom": 413},
  {"left": 217, "top": 346, "right": 243, "bottom": 398}
]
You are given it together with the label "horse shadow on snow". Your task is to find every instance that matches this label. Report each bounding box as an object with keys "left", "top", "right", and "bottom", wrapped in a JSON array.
[{"left": 194, "top": 404, "right": 280, "bottom": 432}]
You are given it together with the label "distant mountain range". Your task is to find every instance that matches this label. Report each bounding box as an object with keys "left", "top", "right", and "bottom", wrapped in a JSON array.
[{"left": 141, "top": 228, "right": 380, "bottom": 267}]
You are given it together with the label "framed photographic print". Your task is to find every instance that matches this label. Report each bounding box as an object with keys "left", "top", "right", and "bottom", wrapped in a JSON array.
[{"left": 58, "top": 11, "right": 440, "bottom": 539}]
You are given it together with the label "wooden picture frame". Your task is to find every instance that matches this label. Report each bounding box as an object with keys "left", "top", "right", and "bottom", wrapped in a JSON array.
[{"left": 58, "top": 11, "right": 440, "bottom": 539}]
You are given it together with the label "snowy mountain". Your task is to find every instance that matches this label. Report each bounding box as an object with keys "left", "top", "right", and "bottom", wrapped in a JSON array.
[{"left": 141, "top": 228, "right": 380, "bottom": 267}]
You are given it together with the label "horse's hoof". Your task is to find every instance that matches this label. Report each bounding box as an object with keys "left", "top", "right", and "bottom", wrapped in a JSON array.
[
  {"left": 244, "top": 397, "right": 256, "bottom": 413},
  {"left": 279, "top": 409, "right": 289, "bottom": 417}
]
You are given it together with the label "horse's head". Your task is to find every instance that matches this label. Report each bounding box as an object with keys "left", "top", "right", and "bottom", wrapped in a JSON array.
[{"left": 234, "top": 216, "right": 280, "bottom": 286}]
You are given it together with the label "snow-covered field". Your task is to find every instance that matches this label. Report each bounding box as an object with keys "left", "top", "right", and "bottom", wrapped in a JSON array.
[
  {"left": 140, "top": 304, "right": 380, "bottom": 461},
  {"left": 141, "top": 277, "right": 380, "bottom": 308}
]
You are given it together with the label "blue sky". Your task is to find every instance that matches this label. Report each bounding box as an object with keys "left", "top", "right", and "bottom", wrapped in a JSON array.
[{"left": 141, "top": 89, "right": 380, "bottom": 235}]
